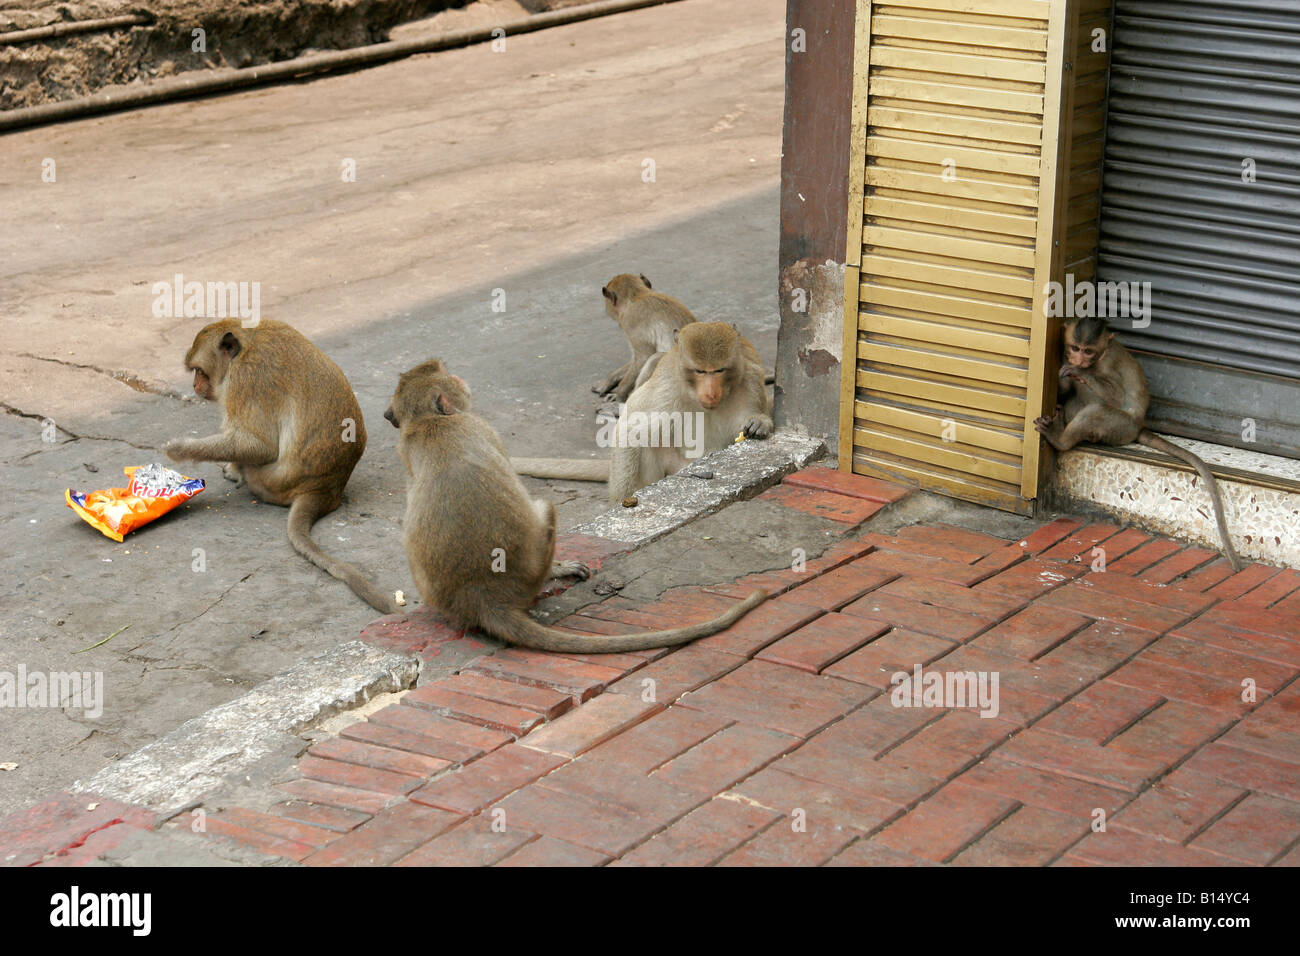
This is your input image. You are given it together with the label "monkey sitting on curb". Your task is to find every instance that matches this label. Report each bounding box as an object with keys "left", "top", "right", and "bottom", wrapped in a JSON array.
[
  {"left": 164, "top": 319, "right": 397, "bottom": 613},
  {"left": 513, "top": 321, "right": 773, "bottom": 503},
  {"left": 1034, "top": 316, "right": 1243, "bottom": 571},
  {"left": 607, "top": 321, "right": 772, "bottom": 504},
  {"left": 385, "top": 359, "right": 767, "bottom": 653}
]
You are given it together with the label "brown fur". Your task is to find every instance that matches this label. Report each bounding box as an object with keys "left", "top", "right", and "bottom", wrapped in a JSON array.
[
  {"left": 164, "top": 319, "right": 396, "bottom": 612},
  {"left": 594, "top": 273, "right": 697, "bottom": 403},
  {"left": 607, "top": 322, "right": 772, "bottom": 504},
  {"left": 388, "top": 359, "right": 767, "bottom": 653},
  {"left": 1034, "top": 319, "right": 1243, "bottom": 572},
  {"left": 514, "top": 323, "right": 772, "bottom": 500}
]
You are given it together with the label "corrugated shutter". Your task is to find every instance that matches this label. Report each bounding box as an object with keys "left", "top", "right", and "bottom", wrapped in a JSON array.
[
  {"left": 840, "top": 0, "right": 1111, "bottom": 513},
  {"left": 1098, "top": 0, "right": 1300, "bottom": 379}
]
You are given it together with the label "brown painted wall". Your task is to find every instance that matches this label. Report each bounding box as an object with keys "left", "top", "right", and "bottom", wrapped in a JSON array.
[{"left": 772, "top": 0, "right": 857, "bottom": 453}]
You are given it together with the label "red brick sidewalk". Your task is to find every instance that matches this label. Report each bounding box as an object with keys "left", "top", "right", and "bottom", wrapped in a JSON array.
[{"left": 13, "top": 468, "right": 1300, "bottom": 866}]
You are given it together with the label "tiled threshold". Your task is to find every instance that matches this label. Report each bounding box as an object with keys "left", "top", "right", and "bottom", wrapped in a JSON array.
[{"left": 1054, "top": 437, "right": 1300, "bottom": 570}]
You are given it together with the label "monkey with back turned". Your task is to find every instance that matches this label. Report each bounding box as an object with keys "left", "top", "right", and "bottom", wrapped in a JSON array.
[
  {"left": 1034, "top": 316, "right": 1243, "bottom": 571},
  {"left": 386, "top": 358, "right": 768, "bottom": 653},
  {"left": 594, "top": 273, "right": 697, "bottom": 403}
]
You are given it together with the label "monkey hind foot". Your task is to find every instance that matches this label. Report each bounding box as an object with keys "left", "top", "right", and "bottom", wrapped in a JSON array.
[{"left": 550, "top": 561, "right": 590, "bottom": 581}]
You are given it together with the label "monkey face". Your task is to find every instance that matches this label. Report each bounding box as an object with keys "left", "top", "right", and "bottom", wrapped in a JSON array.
[
  {"left": 688, "top": 369, "right": 727, "bottom": 409},
  {"left": 1064, "top": 331, "right": 1110, "bottom": 369},
  {"left": 678, "top": 323, "right": 742, "bottom": 409},
  {"left": 388, "top": 360, "right": 472, "bottom": 426},
  {"left": 192, "top": 368, "right": 215, "bottom": 401},
  {"left": 183, "top": 322, "right": 243, "bottom": 402},
  {"left": 1064, "top": 318, "right": 1113, "bottom": 369}
]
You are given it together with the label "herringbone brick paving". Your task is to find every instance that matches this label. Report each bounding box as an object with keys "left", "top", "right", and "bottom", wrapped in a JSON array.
[{"left": 8, "top": 469, "right": 1299, "bottom": 866}]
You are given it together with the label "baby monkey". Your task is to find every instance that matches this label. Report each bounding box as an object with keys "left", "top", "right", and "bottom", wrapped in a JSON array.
[
  {"left": 386, "top": 359, "right": 767, "bottom": 653},
  {"left": 1034, "top": 316, "right": 1242, "bottom": 571}
]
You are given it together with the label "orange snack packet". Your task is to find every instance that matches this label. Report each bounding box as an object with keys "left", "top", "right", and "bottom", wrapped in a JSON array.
[{"left": 66, "top": 464, "right": 205, "bottom": 542}]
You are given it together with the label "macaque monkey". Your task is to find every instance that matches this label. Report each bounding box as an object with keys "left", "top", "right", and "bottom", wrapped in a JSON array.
[
  {"left": 164, "top": 319, "right": 397, "bottom": 613},
  {"left": 1034, "top": 317, "right": 1243, "bottom": 571},
  {"left": 512, "top": 322, "right": 773, "bottom": 501},
  {"left": 386, "top": 359, "right": 767, "bottom": 653},
  {"left": 607, "top": 322, "right": 772, "bottom": 503},
  {"left": 593, "top": 273, "right": 697, "bottom": 403}
]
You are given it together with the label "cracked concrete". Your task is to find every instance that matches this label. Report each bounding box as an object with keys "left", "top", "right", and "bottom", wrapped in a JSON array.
[
  {"left": 17, "top": 352, "right": 192, "bottom": 401},
  {"left": 0, "top": 0, "right": 789, "bottom": 817}
]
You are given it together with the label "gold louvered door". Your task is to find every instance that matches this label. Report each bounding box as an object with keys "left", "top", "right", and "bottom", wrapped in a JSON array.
[{"left": 839, "top": 0, "right": 1108, "bottom": 514}]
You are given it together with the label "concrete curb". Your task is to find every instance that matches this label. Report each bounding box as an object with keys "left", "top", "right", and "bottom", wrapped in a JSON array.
[
  {"left": 571, "top": 430, "right": 828, "bottom": 545},
  {"left": 71, "top": 641, "right": 420, "bottom": 813}
]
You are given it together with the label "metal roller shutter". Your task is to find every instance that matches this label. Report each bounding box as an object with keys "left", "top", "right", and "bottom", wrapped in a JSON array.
[{"left": 1098, "top": 0, "right": 1300, "bottom": 453}]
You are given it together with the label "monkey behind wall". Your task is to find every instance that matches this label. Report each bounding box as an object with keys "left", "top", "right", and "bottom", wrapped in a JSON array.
[
  {"left": 1034, "top": 316, "right": 1243, "bottom": 571},
  {"left": 386, "top": 359, "right": 767, "bottom": 654},
  {"left": 593, "top": 273, "right": 697, "bottom": 404},
  {"left": 164, "top": 319, "right": 397, "bottom": 612}
]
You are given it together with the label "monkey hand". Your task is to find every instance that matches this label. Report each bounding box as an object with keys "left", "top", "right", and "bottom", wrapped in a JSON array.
[
  {"left": 742, "top": 416, "right": 774, "bottom": 440},
  {"left": 162, "top": 439, "right": 195, "bottom": 462},
  {"left": 1033, "top": 413, "right": 1063, "bottom": 440},
  {"left": 1061, "top": 365, "right": 1087, "bottom": 385},
  {"left": 222, "top": 462, "right": 246, "bottom": 485}
]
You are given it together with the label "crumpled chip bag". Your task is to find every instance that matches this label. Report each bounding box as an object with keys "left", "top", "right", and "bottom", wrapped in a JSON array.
[{"left": 66, "top": 463, "right": 205, "bottom": 542}]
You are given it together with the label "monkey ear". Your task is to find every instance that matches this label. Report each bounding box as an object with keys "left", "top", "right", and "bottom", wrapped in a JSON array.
[
  {"left": 672, "top": 328, "right": 680, "bottom": 342},
  {"left": 602, "top": 286, "right": 615, "bottom": 304},
  {"left": 219, "top": 331, "right": 242, "bottom": 358},
  {"left": 640, "top": 274, "right": 652, "bottom": 289},
  {"left": 434, "top": 393, "right": 458, "bottom": 416}
]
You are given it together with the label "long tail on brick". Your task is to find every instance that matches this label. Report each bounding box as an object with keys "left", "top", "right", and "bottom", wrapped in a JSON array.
[
  {"left": 477, "top": 589, "right": 767, "bottom": 654},
  {"left": 1137, "top": 430, "right": 1243, "bottom": 572},
  {"left": 511, "top": 457, "right": 609, "bottom": 482}
]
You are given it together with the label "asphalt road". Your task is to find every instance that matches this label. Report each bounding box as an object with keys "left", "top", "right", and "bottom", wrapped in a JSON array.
[{"left": 0, "top": 0, "right": 788, "bottom": 817}]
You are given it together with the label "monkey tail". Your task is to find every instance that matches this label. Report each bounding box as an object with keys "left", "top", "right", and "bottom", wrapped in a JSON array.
[
  {"left": 287, "top": 495, "right": 398, "bottom": 614},
  {"left": 477, "top": 589, "right": 768, "bottom": 654},
  {"left": 511, "top": 457, "right": 610, "bottom": 482},
  {"left": 1136, "top": 431, "right": 1244, "bottom": 572}
]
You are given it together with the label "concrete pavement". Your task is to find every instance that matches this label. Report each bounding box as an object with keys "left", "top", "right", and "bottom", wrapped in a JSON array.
[{"left": 0, "top": 0, "right": 787, "bottom": 817}]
